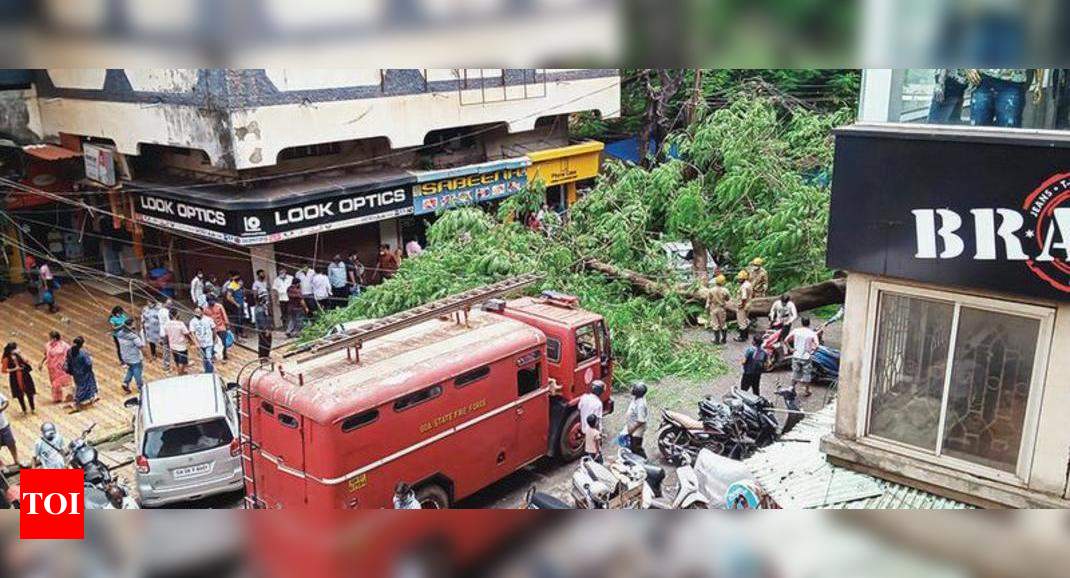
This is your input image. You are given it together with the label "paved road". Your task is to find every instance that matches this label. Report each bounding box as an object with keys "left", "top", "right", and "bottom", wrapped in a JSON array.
[{"left": 103, "top": 319, "right": 841, "bottom": 509}]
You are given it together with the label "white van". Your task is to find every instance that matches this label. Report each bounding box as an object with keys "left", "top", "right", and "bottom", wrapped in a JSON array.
[{"left": 128, "top": 374, "right": 243, "bottom": 507}]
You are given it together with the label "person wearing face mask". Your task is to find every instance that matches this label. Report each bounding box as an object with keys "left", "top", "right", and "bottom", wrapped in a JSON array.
[
  {"left": 272, "top": 267, "right": 294, "bottom": 331},
  {"left": 33, "top": 422, "right": 67, "bottom": 469},
  {"left": 190, "top": 270, "right": 207, "bottom": 308}
]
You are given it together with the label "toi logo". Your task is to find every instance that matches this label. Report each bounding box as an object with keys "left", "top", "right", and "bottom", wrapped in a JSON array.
[{"left": 19, "top": 469, "right": 84, "bottom": 540}]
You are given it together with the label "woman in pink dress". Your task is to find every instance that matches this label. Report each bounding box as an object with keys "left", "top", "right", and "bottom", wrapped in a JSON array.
[{"left": 38, "top": 331, "right": 73, "bottom": 403}]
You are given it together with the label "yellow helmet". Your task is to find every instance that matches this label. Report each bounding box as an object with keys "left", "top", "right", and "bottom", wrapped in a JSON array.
[
  {"left": 714, "top": 275, "right": 727, "bottom": 286},
  {"left": 736, "top": 270, "right": 749, "bottom": 281},
  {"left": 751, "top": 257, "right": 764, "bottom": 267}
]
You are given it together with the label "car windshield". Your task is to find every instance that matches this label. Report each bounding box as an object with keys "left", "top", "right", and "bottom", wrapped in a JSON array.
[{"left": 144, "top": 418, "right": 233, "bottom": 459}]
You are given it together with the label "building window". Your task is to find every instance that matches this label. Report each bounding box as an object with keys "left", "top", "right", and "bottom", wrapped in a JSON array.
[
  {"left": 865, "top": 285, "right": 1052, "bottom": 479},
  {"left": 861, "top": 69, "right": 1070, "bottom": 131}
]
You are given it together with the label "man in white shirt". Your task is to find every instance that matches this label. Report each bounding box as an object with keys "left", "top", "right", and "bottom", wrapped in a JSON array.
[
  {"left": 190, "top": 270, "right": 206, "bottom": 308},
  {"left": 296, "top": 264, "right": 315, "bottom": 313},
  {"left": 327, "top": 256, "right": 348, "bottom": 309},
  {"left": 188, "top": 307, "right": 217, "bottom": 374},
  {"left": 768, "top": 294, "right": 798, "bottom": 341},
  {"left": 272, "top": 267, "right": 294, "bottom": 331},
  {"left": 787, "top": 317, "right": 820, "bottom": 397},
  {"left": 311, "top": 269, "right": 331, "bottom": 313},
  {"left": 578, "top": 381, "right": 605, "bottom": 436}
]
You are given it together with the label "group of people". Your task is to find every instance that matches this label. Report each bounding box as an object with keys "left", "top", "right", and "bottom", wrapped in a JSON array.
[
  {"left": 703, "top": 257, "right": 769, "bottom": 345},
  {"left": 701, "top": 257, "right": 831, "bottom": 399},
  {"left": 0, "top": 331, "right": 98, "bottom": 470}
]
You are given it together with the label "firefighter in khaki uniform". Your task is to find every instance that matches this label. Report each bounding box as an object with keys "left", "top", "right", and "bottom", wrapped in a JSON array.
[
  {"left": 735, "top": 270, "right": 754, "bottom": 342},
  {"left": 748, "top": 258, "right": 769, "bottom": 298},
  {"left": 705, "top": 275, "right": 731, "bottom": 345}
]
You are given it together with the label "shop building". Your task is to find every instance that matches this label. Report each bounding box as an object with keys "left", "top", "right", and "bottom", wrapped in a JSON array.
[
  {"left": 0, "top": 68, "right": 619, "bottom": 303},
  {"left": 822, "top": 69, "right": 1070, "bottom": 508}
]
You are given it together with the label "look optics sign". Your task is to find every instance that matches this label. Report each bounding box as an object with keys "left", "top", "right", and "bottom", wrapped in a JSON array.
[
  {"left": 135, "top": 181, "right": 413, "bottom": 246},
  {"left": 827, "top": 128, "right": 1070, "bottom": 301}
]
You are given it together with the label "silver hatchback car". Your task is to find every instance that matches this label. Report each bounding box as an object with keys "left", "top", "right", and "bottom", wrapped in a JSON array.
[{"left": 129, "top": 374, "right": 244, "bottom": 507}]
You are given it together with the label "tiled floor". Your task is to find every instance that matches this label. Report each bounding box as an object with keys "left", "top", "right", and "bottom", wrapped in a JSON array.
[{"left": 0, "top": 285, "right": 259, "bottom": 468}]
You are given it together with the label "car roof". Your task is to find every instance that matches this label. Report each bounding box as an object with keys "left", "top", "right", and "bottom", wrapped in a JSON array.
[
  {"left": 251, "top": 311, "right": 545, "bottom": 424},
  {"left": 142, "top": 374, "right": 225, "bottom": 428}
]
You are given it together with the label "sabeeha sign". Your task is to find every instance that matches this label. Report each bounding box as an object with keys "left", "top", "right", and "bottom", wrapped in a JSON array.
[
  {"left": 828, "top": 126, "right": 1070, "bottom": 301},
  {"left": 19, "top": 469, "right": 85, "bottom": 540}
]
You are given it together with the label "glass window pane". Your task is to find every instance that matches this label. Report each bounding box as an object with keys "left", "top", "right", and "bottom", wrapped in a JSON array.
[
  {"left": 942, "top": 308, "right": 1039, "bottom": 473},
  {"left": 868, "top": 294, "right": 954, "bottom": 452}
]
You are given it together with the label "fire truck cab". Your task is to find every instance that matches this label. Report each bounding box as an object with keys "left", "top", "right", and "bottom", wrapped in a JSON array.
[{"left": 240, "top": 284, "right": 613, "bottom": 509}]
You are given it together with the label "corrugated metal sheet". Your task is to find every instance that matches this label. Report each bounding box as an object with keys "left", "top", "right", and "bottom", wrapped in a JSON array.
[{"left": 743, "top": 403, "right": 973, "bottom": 510}]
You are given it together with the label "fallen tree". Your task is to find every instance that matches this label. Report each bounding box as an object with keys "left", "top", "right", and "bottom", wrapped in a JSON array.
[{"left": 584, "top": 259, "right": 845, "bottom": 318}]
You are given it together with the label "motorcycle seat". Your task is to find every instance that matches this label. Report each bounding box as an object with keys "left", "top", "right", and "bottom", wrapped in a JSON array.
[
  {"left": 528, "top": 492, "right": 571, "bottom": 509},
  {"left": 665, "top": 410, "right": 706, "bottom": 431}
]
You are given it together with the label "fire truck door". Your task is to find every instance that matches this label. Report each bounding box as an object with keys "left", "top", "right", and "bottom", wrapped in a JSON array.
[
  {"left": 572, "top": 322, "right": 603, "bottom": 395},
  {"left": 258, "top": 407, "right": 308, "bottom": 507},
  {"left": 514, "top": 360, "right": 550, "bottom": 466}
]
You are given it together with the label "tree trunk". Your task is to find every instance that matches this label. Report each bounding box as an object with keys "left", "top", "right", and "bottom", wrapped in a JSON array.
[
  {"left": 690, "top": 238, "right": 709, "bottom": 284},
  {"left": 583, "top": 259, "right": 845, "bottom": 318}
]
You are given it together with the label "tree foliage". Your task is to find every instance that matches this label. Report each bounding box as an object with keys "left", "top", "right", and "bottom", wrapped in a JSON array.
[{"left": 310, "top": 87, "right": 848, "bottom": 386}]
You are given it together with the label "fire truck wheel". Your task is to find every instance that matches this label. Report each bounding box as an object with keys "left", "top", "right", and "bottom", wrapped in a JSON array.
[
  {"left": 557, "top": 410, "right": 585, "bottom": 461},
  {"left": 415, "top": 484, "right": 451, "bottom": 509}
]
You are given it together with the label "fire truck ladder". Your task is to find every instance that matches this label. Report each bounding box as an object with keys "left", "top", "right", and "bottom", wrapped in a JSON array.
[{"left": 285, "top": 273, "right": 543, "bottom": 363}]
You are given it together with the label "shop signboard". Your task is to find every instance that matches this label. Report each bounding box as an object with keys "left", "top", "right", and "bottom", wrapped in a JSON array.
[
  {"left": 527, "top": 141, "right": 603, "bottom": 187},
  {"left": 134, "top": 177, "right": 415, "bottom": 246},
  {"left": 83, "top": 143, "right": 116, "bottom": 186},
  {"left": 828, "top": 126, "right": 1070, "bottom": 301},
  {"left": 413, "top": 158, "right": 530, "bottom": 215}
]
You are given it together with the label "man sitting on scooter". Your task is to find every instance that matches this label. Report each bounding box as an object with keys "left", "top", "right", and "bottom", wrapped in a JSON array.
[{"left": 768, "top": 294, "right": 798, "bottom": 342}]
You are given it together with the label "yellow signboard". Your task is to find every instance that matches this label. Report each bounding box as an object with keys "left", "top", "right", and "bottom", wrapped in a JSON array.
[{"left": 527, "top": 141, "right": 604, "bottom": 188}]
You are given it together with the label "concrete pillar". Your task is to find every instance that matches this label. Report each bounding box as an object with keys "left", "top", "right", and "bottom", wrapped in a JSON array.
[{"left": 250, "top": 243, "right": 282, "bottom": 327}]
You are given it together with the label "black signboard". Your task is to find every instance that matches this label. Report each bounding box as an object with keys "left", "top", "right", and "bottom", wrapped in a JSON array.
[
  {"left": 828, "top": 126, "right": 1070, "bottom": 302},
  {"left": 133, "top": 175, "right": 415, "bottom": 246}
]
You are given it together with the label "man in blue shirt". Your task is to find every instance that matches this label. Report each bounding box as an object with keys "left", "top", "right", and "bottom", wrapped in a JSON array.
[{"left": 327, "top": 255, "right": 348, "bottom": 310}]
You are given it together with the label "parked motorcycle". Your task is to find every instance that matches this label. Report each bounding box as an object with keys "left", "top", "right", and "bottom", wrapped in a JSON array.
[
  {"left": 68, "top": 423, "right": 136, "bottom": 509},
  {"left": 657, "top": 406, "right": 750, "bottom": 466},
  {"left": 660, "top": 386, "right": 804, "bottom": 464},
  {"left": 523, "top": 486, "right": 572, "bottom": 509},
  {"left": 0, "top": 470, "right": 18, "bottom": 509}
]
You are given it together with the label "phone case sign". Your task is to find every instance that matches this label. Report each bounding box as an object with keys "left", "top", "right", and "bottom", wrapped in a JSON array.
[
  {"left": 827, "top": 129, "right": 1070, "bottom": 301},
  {"left": 135, "top": 186, "right": 413, "bottom": 246}
]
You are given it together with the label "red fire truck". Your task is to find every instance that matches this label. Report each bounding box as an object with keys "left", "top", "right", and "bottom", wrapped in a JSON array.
[{"left": 239, "top": 275, "right": 613, "bottom": 509}]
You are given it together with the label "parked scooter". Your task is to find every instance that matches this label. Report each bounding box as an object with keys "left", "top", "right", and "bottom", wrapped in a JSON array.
[
  {"left": 811, "top": 345, "right": 840, "bottom": 385},
  {"left": 68, "top": 423, "right": 136, "bottom": 509},
  {"left": 618, "top": 450, "right": 708, "bottom": 509},
  {"left": 570, "top": 454, "right": 648, "bottom": 509}
]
